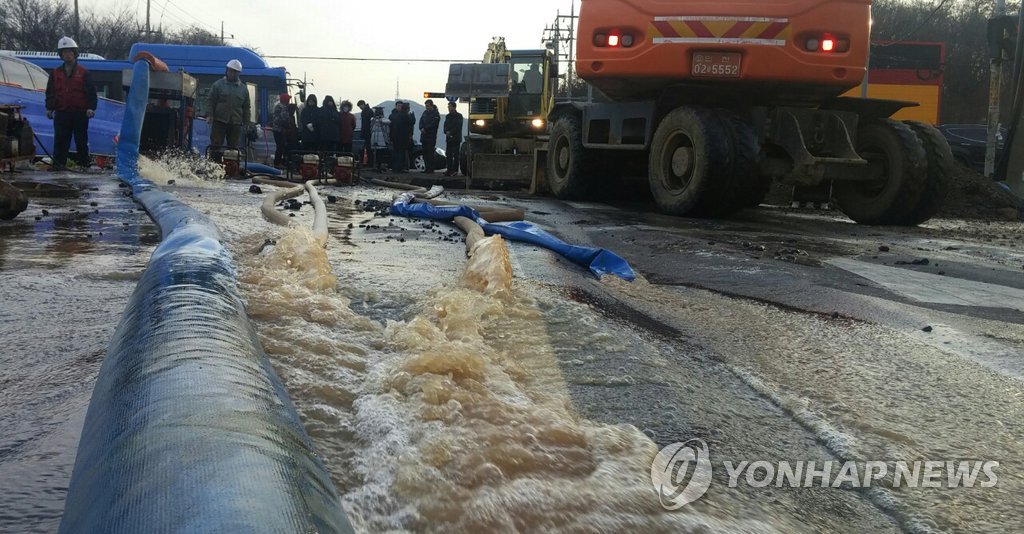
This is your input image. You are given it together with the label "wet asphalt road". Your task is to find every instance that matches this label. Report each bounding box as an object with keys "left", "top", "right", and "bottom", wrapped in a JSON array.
[
  {"left": 3, "top": 168, "right": 1023, "bottom": 532},
  {"left": 305, "top": 178, "right": 1022, "bottom": 532},
  {"left": 486, "top": 194, "right": 1024, "bottom": 533}
]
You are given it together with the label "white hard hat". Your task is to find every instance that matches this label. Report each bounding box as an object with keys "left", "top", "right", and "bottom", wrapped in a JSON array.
[
  {"left": 57, "top": 37, "right": 79, "bottom": 51},
  {"left": 226, "top": 59, "right": 243, "bottom": 72}
]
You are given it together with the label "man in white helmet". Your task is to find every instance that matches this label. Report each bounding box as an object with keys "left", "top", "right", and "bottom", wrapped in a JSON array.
[
  {"left": 44, "top": 37, "right": 98, "bottom": 170},
  {"left": 205, "top": 59, "right": 251, "bottom": 153}
]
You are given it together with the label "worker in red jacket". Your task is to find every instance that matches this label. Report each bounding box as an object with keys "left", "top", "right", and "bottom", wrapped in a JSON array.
[
  {"left": 339, "top": 100, "right": 357, "bottom": 154},
  {"left": 44, "top": 37, "right": 98, "bottom": 170}
]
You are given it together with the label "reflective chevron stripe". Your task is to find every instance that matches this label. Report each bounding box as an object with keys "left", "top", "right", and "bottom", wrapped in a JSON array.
[{"left": 649, "top": 16, "right": 792, "bottom": 46}]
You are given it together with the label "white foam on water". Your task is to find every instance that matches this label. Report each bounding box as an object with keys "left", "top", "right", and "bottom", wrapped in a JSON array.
[
  {"left": 138, "top": 152, "right": 225, "bottom": 188},
  {"left": 231, "top": 224, "right": 784, "bottom": 533}
]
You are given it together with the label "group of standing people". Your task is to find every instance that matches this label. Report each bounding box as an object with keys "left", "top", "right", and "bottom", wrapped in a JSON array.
[
  {"left": 270, "top": 94, "right": 359, "bottom": 167},
  {"left": 37, "top": 37, "right": 467, "bottom": 176},
  {"left": 385, "top": 99, "right": 463, "bottom": 175},
  {"left": 270, "top": 93, "right": 464, "bottom": 175}
]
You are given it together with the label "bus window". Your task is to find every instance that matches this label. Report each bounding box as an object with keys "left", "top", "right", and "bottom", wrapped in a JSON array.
[
  {"left": 247, "top": 83, "right": 257, "bottom": 124},
  {"left": 197, "top": 87, "right": 211, "bottom": 118}
]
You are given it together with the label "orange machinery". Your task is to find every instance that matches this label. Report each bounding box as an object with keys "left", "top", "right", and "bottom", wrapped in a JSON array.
[
  {"left": 544, "top": 0, "right": 953, "bottom": 226},
  {"left": 577, "top": 0, "right": 870, "bottom": 102}
]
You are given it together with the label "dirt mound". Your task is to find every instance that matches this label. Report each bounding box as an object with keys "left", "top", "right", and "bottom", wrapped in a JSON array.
[{"left": 939, "top": 165, "right": 1024, "bottom": 221}]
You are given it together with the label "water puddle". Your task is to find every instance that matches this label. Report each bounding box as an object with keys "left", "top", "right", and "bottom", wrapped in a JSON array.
[{"left": 0, "top": 172, "right": 157, "bottom": 532}]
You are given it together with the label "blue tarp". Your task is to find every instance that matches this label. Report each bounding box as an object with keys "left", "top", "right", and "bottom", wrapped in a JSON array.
[
  {"left": 390, "top": 193, "right": 637, "bottom": 281},
  {"left": 0, "top": 84, "right": 123, "bottom": 157}
]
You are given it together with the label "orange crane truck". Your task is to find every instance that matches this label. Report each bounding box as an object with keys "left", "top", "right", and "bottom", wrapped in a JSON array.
[{"left": 548, "top": 0, "right": 952, "bottom": 225}]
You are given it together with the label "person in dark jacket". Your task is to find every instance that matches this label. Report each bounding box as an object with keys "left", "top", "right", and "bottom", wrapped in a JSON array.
[
  {"left": 205, "top": 59, "right": 251, "bottom": 152},
  {"left": 44, "top": 37, "right": 98, "bottom": 170},
  {"left": 317, "top": 96, "right": 341, "bottom": 153},
  {"left": 443, "top": 102, "right": 464, "bottom": 176},
  {"left": 339, "top": 100, "right": 357, "bottom": 154},
  {"left": 299, "top": 94, "right": 319, "bottom": 151},
  {"left": 270, "top": 92, "right": 295, "bottom": 167},
  {"left": 357, "top": 100, "right": 373, "bottom": 151},
  {"left": 285, "top": 103, "right": 299, "bottom": 163},
  {"left": 388, "top": 101, "right": 414, "bottom": 172},
  {"left": 418, "top": 99, "right": 441, "bottom": 173}
]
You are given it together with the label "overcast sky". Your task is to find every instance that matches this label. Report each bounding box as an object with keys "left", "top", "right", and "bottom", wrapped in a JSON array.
[{"left": 82, "top": 0, "right": 578, "bottom": 107}]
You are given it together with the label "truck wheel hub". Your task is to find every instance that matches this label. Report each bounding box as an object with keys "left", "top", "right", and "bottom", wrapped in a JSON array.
[
  {"left": 558, "top": 145, "right": 570, "bottom": 170},
  {"left": 671, "top": 146, "right": 695, "bottom": 179}
]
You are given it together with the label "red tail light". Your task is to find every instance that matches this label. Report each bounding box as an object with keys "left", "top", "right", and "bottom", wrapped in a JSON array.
[
  {"left": 805, "top": 33, "right": 850, "bottom": 53},
  {"left": 594, "top": 30, "right": 637, "bottom": 48}
]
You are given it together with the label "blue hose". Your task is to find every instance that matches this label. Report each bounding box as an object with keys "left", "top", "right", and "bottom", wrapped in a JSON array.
[
  {"left": 390, "top": 193, "right": 637, "bottom": 281},
  {"left": 60, "top": 60, "right": 353, "bottom": 534},
  {"left": 244, "top": 161, "right": 283, "bottom": 176}
]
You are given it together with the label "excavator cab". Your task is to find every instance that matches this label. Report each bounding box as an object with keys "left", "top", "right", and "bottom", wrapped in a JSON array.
[
  {"left": 505, "top": 52, "right": 554, "bottom": 132},
  {"left": 448, "top": 41, "right": 557, "bottom": 184},
  {"left": 465, "top": 40, "right": 555, "bottom": 137}
]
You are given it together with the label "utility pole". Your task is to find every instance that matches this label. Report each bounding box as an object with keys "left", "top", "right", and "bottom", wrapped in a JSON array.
[
  {"left": 986, "top": 0, "right": 1008, "bottom": 178},
  {"left": 218, "top": 22, "right": 234, "bottom": 45},
  {"left": 569, "top": 0, "right": 575, "bottom": 90},
  {"left": 146, "top": 0, "right": 151, "bottom": 36},
  {"left": 74, "top": 0, "right": 80, "bottom": 39}
]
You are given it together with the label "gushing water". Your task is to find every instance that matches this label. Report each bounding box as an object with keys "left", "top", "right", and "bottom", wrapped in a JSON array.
[
  {"left": 138, "top": 152, "right": 225, "bottom": 188},
  {"left": 230, "top": 219, "right": 781, "bottom": 532}
]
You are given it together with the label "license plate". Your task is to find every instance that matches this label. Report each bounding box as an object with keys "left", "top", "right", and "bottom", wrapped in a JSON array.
[{"left": 692, "top": 52, "right": 742, "bottom": 78}]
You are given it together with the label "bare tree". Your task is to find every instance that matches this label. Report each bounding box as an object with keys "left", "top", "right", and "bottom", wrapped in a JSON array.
[
  {"left": 0, "top": 0, "right": 225, "bottom": 59},
  {"left": 0, "top": 0, "right": 73, "bottom": 52},
  {"left": 80, "top": 6, "right": 140, "bottom": 58},
  {"left": 872, "top": 0, "right": 1021, "bottom": 123},
  {"left": 165, "top": 26, "right": 223, "bottom": 47}
]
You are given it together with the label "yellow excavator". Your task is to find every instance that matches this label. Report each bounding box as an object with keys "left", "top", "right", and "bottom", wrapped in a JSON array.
[{"left": 447, "top": 37, "right": 557, "bottom": 184}]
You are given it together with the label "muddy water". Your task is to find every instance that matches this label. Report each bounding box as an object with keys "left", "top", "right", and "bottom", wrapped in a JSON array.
[
  {"left": 154, "top": 174, "right": 794, "bottom": 532},
  {"left": 205, "top": 228, "right": 767, "bottom": 529},
  {"left": 0, "top": 173, "right": 158, "bottom": 532},
  {"left": 7, "top": 157, "right": 1018, "bottom": 532}
]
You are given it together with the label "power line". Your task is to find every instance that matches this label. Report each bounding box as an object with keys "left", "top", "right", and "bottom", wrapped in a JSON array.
[
  {"left": 262, "top": 55, "right": 478, "bottom": 63},
  {"left": 164, "top": 0, "right": 219, "bottom": 33},
  {"left": 153, "top": 0, "right": 190, "bottom": 34}
]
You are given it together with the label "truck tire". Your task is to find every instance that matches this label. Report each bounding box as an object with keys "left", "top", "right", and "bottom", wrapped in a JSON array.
[
  {"left": 548, "top": 114, "right": 595, "bottom": 199},
  {"left": 834, "top": 119, "right": 927, "bottom": 225},
  {"left": 716, "top": 111, "right": 766, "bottom": 209},
  {"left": 648, "top": 106, "right": 736, "bottom": 216},
  {"left": 901, "top": 121, "right": 953, "bottom": 225}
]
